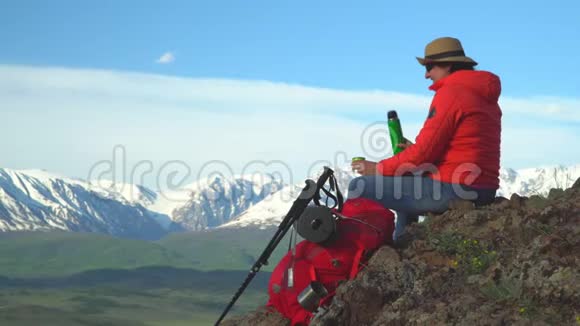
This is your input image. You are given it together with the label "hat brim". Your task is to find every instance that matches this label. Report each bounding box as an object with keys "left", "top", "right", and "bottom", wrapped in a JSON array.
[{"left": 416, "top": 56, "right": 478, "bottom": 66}]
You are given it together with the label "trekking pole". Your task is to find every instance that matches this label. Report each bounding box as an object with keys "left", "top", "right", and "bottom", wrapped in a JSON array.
[{"left": 214, "top": 167, "right": 335, "bottom": 326}]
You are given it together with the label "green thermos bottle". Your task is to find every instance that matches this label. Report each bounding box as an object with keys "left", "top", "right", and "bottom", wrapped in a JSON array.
[{"left": 387, "top": 110, "right": 404, "bottom": 155}]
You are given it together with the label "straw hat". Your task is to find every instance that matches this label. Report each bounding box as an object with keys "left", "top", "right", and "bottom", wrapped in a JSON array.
[{"left": 416, "top": 37, "right": 478, "bottom": 66}]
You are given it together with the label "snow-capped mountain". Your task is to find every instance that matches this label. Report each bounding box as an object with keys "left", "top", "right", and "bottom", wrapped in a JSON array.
[
  {"left": 219, "top": 184, "right": 303, "bottom": 229},
  {"left": 221, "top": 166, "right": 355, "bottom": 229},
  {"left": 222, "top": 164, "right": 580, "bottom": 229},
  {"left": 0, "top": 168, "right": 166, "bottom": 239},
  {"left": 90, "top": 179, "right": 158, "bottom": 206},
  {"left": 1, "top": 164, "right": 578, "bottom": 237},
  {"left": 497, "top": 165, "right": 580, "bottom": 197},
  {"left": 0, "top": 168, "right": 284, "bottom": 237},
  {"left": 159, "top": 174, "right": 284, "bottom": 230}
]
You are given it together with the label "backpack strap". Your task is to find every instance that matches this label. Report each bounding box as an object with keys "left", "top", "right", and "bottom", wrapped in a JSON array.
[
  {"left": 312, "top": 174, "right": 344, "bottom": 212},
  {"left": 349, "top": 247, "right": 366, "bottom": 280},
  {"left": 309, "top": 264, "right": 317, "bottom": 281}
]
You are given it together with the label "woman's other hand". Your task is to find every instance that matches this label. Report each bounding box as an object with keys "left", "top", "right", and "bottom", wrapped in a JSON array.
[
  {"left": 397, "top": 137, "right": 414, "bottom": 150},
  {"left": 351, "top": 160, "right": 378, "bottom": 176}
]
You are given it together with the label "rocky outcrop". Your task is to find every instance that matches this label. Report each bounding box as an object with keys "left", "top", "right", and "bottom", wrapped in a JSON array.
[{"left": 227, "top": 178, "right": 580, "bottom": 325}]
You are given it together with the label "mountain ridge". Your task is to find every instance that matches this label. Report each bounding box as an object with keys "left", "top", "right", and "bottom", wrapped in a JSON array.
[
  {"left": 223, "top": 164, "right": 580, "bottom": 229},
  {"left": 0, "top": 168, "right": 283, "bottom": 238},
  {"left": 1, "top": 164, "right": 579, "bottom": 238}
]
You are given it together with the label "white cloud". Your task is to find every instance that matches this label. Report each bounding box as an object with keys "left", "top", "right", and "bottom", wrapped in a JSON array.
[
  {"left": 0, "top": 64, "right": 578, "bottom": 187},
  {"left": 156, "top": 51, "right": 175, "bottom": 64},
  {"left": 501, "top": 126, "right": 580, "bottom": 169},
  {"left": 0, "top": 65, "right": 431, "bottom": 116},
  {"left": 500, "top": 96, "right": 580, "bottom": 122}
]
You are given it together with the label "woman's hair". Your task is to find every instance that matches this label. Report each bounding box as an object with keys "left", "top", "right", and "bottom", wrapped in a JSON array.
[{"left": 449, "top": 62, "right": 476, "bottom": 73}]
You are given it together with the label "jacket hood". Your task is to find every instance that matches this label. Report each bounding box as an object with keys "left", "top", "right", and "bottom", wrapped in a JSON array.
[{"left": 429, "top": 70, "right": 501, "bottom": 102}]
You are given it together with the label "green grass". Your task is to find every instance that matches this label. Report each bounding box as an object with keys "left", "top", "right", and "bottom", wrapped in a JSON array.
[
  {"left": 0, "top": 304, "right": 148, "bottom": 326},
  {"left": 0, "top": 267, "right": 271, "bottom": 325},
  {"left": 427, "top": 231, "right": 497, "bottom": 274},
  {"left": 0, "top": 231, "right": 184, "bottom": 277},
  {"left": 158, "top": 227, "right": 289, "bottom": 272},
  {"left": 480, "top": 278, "right": 522, "bottom": 302},
  {"left": 0, "top": 230, "right": 285, "bottom": 325},
  {"left": 0, "top": 287, "right": 266, "bottom": 325},
  {"left": 0, "top": 228, "right": 290, "bottom": 278}
]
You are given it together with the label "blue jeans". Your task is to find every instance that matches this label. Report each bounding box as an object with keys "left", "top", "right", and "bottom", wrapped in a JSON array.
[{"left": 347, "top": 176, "right": 496, "bottom": 241}]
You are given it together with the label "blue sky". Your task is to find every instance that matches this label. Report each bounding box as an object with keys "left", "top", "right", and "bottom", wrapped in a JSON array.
[
  {"left": 1, "top": 1, "right": 579, "bottom": 187},
  {"left": 2, "top": 0, "right": 579, "bottom": 96}
]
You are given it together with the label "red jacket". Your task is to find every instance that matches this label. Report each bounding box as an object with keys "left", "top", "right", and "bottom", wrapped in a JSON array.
[{"left": 377, "top": 70, "right": 502, "bottom": 189}]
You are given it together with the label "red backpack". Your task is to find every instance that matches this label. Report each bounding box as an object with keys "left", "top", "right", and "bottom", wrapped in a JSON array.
[{"left": 266, "top": 198, "right": 395, "bottom": 325}]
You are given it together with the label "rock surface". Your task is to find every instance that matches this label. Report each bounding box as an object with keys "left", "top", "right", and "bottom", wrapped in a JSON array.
[{"left": 224, "top": 178, "right": 580, "bottom": 325}]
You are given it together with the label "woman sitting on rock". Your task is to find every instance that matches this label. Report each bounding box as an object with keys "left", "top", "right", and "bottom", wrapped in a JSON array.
[{"left": 350, "top": 37, "right": 501, "bottom": 241}]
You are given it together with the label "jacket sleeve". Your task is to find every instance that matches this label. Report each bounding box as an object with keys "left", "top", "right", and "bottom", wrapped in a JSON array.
[{"left": 377, "top": 87, "right": 461, "bottom": 176}]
